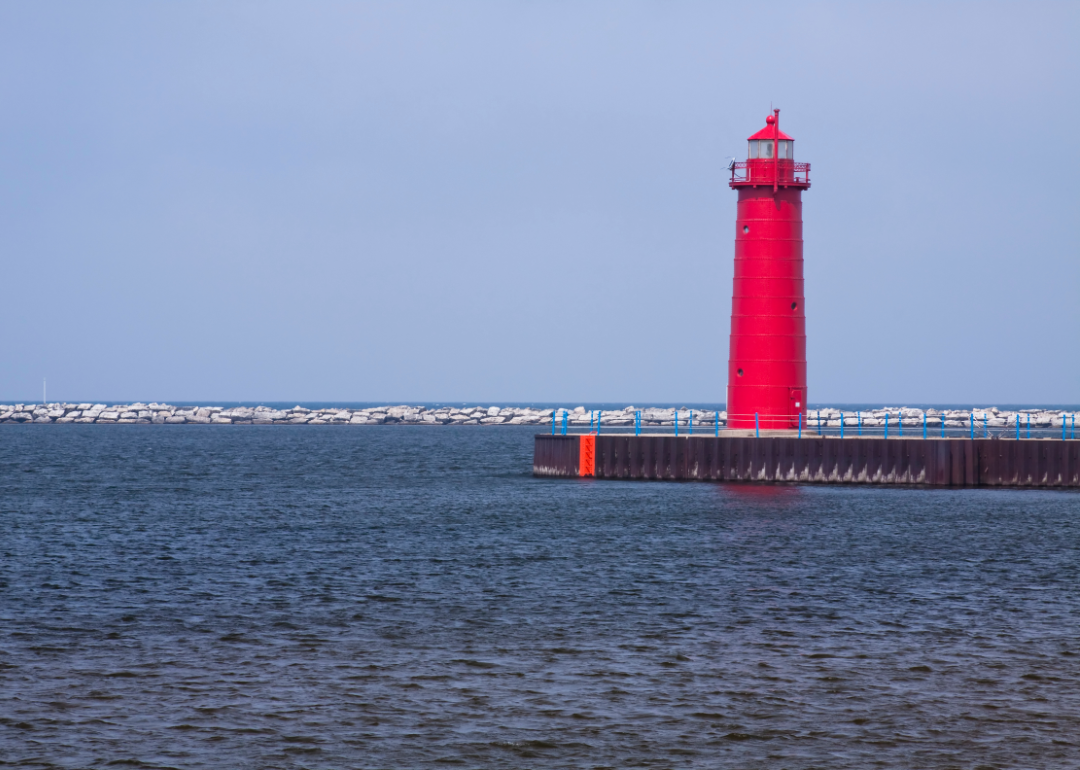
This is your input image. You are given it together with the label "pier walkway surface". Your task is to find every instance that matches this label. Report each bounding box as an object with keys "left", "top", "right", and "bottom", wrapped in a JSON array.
[{"left": 534, "top": 434, "right": 1080, "bottom": 489}]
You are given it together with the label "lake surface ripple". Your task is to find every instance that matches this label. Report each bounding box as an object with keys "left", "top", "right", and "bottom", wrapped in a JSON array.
[{"left": 1, "top": 426, "right": 1078, "bottom": 768}]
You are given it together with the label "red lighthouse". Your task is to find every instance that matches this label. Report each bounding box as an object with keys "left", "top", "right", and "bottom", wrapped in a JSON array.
[{"left": 727, "top": 110, "right": 811, "bottom": 431}]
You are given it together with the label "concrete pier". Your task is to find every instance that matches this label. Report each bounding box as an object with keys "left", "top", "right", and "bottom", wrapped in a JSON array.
[{"left": 534, "top": 434, "right": 1080, "bottom": 489}]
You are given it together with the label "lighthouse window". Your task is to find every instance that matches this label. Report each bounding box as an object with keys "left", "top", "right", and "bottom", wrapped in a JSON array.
[
  {"left": 749, "top": 140, "right": 774, "bottom": 159},
  {"left": 748, "top": 140, "right": 793, "bottom": 159}
]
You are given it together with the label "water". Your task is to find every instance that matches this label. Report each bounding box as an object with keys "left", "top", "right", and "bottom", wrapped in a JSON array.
[{"left": 2, "top": 426, "right": 1078, "bottom": 768}]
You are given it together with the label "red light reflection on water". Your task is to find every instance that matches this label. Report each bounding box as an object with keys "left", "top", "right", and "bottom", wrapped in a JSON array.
[
  {"left": 712, "top": 484, "right": 808, "bottom": 535},
  {"left": 715, "top": 482, "right": 804, "bottom": 504}
]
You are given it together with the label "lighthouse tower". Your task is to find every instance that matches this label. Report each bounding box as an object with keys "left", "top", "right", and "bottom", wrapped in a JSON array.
[{"left": 727, "top": 110, "right": 811, "bottom": 430}]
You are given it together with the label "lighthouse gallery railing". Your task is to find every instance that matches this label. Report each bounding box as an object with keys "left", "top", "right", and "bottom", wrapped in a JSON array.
[{"left": 729, "top": 160, "right": 810, "bottom": 186}]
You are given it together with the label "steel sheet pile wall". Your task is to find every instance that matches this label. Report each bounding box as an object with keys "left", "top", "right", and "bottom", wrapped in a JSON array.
[
  {"left": 533, "top": 435, "right": 1080, "bottom": 488},
  {"left": 532, "top": 435, "right": 580, "bottom": 478}
]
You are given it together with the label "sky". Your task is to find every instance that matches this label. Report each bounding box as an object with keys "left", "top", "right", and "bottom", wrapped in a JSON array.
[{"left": 1, "top": 1, "right": 1077, "bottom": 405}]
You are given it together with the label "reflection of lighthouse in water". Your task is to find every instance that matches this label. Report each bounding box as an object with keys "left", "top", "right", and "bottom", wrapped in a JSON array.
[{"left": 726, "top": 110, "right": 811, "bottom": 431}]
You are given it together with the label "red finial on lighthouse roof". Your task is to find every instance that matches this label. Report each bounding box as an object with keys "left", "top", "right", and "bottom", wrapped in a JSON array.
[
  {"left": 748, "top": 121, "right": 793, "bottom": 141},
  {"left": 747, "top": 108, "right": 792, "bottom": 140}
]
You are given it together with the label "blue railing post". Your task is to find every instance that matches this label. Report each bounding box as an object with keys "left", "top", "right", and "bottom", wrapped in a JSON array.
[
  {"left": 597, "top": 410, "right": 602, "bottom": 435},
  {"left": 798, "top": 412, "right": 802, "bottom": 439},
  {"left": 898, "top": 411, "right": 903, "bottom": 437},
  {"left": 715, "top": 410, "right": 719, "bottom": 437},
  {"left": 858, "top": 411, "right": 862, "bottom": 436},
  {"left": 840, "top": 412, "right": 844, "bottom": 439},
  {"left": 923, "top": 411, "right": 927, "bottom": 440},
  {"left": 817, "top": 411, "right": 822, "bottom": 436},
  {"left": 635, "top": 410, "right": 641, "bottom": 436},
  {"left": 551, "top": 409, "right": 556, "bottom": 435},
  {"left": 1063, "top": 413, "right": 1067, "bottom": 441},
  {"left": 970, "top": 412, "right": 974, "bottom": 440},
  {"left": 689, "top": 410, "right": 693, "bottom": 435},
  {"left": 941, "top": 411, "right": 946, "bottom": 438},
  {"left": 1016, "top": 413, "right": 1020, "bottom": 440},
  {"left": 561, "top": 410, "right": 568, "bottom": 436},
  {"left": 674, "top": 410, "right": 678, "bottom": 437},
  {"left": 885, "top": 413, "right": 889, "bottom": 439},
  {"left": 755, "top": 412, "right": 760, "bottom": 438},
  {"left": 1027, "top": 413, "right": 1031, "bottom": 439}
]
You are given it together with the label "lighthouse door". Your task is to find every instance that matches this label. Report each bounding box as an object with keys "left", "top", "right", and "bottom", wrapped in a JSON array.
[{"left": 788, "top": 388, "right": 803, "bottom": 428}]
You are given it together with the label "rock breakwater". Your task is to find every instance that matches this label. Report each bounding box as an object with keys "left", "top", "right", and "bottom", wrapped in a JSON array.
[
  {"left": 0, "top": 403, "right": 561, "bottom": 425},
  {"left": 0, "top": 403, "right": 1075, "bottom": 428}
]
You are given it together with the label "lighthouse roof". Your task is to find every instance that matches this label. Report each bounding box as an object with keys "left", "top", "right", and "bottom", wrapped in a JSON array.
[{"left": 748, "top": 124, "right": 794, "bottom": 141}]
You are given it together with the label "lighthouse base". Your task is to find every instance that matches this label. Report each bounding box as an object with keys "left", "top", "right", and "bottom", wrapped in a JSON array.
[{"left": 533, "top": 434, "right": 1079, "bottom": 488}]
